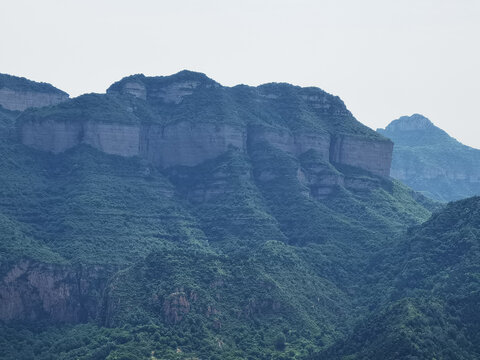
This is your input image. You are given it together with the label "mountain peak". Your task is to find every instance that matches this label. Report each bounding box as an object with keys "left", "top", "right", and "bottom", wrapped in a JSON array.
[
  {"left": 382, "top": 114, "right": 434, "bottom": 132},
  {"left": 377, "top": 113, "right": 454, "bottom": 148},
  {"left": 377, "top": 113, "right": 480, "bottom": 202}
]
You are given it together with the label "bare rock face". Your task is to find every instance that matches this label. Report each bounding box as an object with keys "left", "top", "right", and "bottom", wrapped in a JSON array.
[
  {"left": 0, "top": 260, "right": 110, "bottom": 323},
  {"left": 20, "top": 119, "right": 392, "bottom": 176},
  {"left": 21, "top": 120, "right": 140, "bottom": 156},
  {"left": 83, "top": 122, "right": 141, "bottom": 157},
  {"left": 21, "top": 119, "right": 82, "bottom": 153},
  {"left": 151, "top": 81, "right": 201, "bottom": 104},
  {"left": 247, "top": 125, "right": 331, "bottom": 161},
  {"left": 0, "top": 89, "right": 68, "bottom": 111},
  {"left": 119, "top": 81, "right": 147, "bottom": 100},
  {"left": 0, "top": 74, "right": 68, "bottom": 111},
  {"left": 329, "top": 135, "right": 393, "bottom": 177},
  {"left": 141, "top": 122, "right": 247, "bottom": 167},
  {"left": 163, "top": 291, "right": 192, "bottom": 324}
]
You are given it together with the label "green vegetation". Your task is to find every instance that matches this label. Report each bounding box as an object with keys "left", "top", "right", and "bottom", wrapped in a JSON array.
[
  {"left": 0, "top": 73, "right": 67, "bottom": 95},
  {"left": 18, "top": 93, "right": 158, "bottom": 126},
  {"left": 313, "top": 197, "right": 480, "bottom": 359}
]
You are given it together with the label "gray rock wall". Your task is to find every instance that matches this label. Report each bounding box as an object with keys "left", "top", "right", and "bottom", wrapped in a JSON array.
[
  {"left": 247, "top": 125, "right": 331, "bottom": 161},
  {"left": 141, "top": 122, "right": 247, "bottom": 167},
  {"left": 0, "top": 88, "right": 68, "bottom": 111},
  {"left": 20, "top": 120, "right": 392, "bottom": 177},
  {"left": 330, "top": 135, "right": 393, "bottom": 177},
  {"left": 21, "top": 120, "right": 82, "bottom": 153},
  {"left": 83, "top": 122, "right": 140, "bottom": 157}
]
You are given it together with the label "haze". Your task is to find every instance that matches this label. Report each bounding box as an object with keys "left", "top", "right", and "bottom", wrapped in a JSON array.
[{"left": 1, "top": 0, "right": 479, "bottom": 148}]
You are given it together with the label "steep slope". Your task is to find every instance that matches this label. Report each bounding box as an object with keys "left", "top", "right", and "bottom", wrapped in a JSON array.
[
  {"left": 378, "top": 114, "right": 480, "bottom": 201},
  {"left": 315, "top": 197, "right": 480, "bottom": 359},
  {"left": 0, "top": 73, "right": 68, "bottom": 111},
  {"left": 0, "top": 72, "right": 438, "bottom": 359}
]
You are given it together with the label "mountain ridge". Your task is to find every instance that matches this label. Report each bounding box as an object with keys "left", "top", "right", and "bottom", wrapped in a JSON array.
[{"left": 18, "top": 70, "right": 393, "bottom": 177}]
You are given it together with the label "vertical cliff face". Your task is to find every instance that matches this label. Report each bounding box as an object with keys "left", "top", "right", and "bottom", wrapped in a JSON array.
[
  {"left": 18, "top": 70, "right": 392, "bottom": 177},
  {"left": 247, "top": 125, "right": 332, "bottom": 161},
  {"left": 21, "top": 119, "right": 83, "bottom": 153},
  {"left": 0, "top": 260, "right": 111, "bottom": 323},
  {"left": 378, "top": 114, "right": 480, "bottom": 201},
  {"left": 141, "top": 122, "right": 247, "bottom": 167},
  {"left": 83, "top": 122, "right": 141, "bottom": 157},
  {"left": 0, "top": 73, "right": 68, "bottom": 111},
  {"left": 329, "top": 135, "right": 393, "bottom": 177}
]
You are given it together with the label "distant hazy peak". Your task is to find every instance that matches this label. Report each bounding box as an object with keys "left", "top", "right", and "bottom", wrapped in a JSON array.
[
  {"left": 376, "top": 113, "right": 480, "bottom": 201},
  {"left": 380, "top": 114, "right": 434, "bottom": 133}
]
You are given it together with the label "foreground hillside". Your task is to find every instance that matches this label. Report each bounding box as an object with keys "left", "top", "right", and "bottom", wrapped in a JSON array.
[
  {"left": 316, "top": 196, "right": 480, "bottom": 359},
  {"left": 378, "top": 114, "right": 480, "bottom": 202},
  {"left": 0, "top": 72, "right": 456, "bottom": 359}
]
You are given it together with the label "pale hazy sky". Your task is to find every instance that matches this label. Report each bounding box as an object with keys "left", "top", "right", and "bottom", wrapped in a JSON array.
[{"left": 1, "top": 0, "right": 479, "bottom": 148}]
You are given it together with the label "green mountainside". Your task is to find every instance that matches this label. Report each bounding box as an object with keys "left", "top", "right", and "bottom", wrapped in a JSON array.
[
  {"left": 316, "top": 196, "right": 480, "bottom": 359},
  {"left": 1, "top": 72, "right": 477, "bottom": 359},
  {"left": 378, "top": 114, "right": 480, "bottom": 202}
]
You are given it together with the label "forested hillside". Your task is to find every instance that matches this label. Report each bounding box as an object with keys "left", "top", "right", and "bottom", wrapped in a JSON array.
[{"left": 2, "top": 72, "right": 476, "bottom": 360}]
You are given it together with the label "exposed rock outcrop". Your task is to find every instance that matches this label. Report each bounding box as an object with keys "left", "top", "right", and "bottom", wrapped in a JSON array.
[
  {"left": 0, "top": 73, "right": 68, "bottom": 111},
  {"left": 0, "top": 260, "right": 111, "bottom": 323},
  {"left": 140, "top": 122, "right": 247, "bottom": 167},
  {"left": 21, "top": 118, "right": 392, "bottom": 176},
  {"left": 329, "top": 135, "right": 393, "bottom": 177}
]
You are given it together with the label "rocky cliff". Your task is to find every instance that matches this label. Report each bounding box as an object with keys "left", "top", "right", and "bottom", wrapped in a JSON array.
[
  {"left": 378, "top": 114, "right": 480, "bottom": 201},
  {"left": 0, "top": 73, "right": 68, "bottom": 111},
  {"left": 0, "top": 260, "right": 111, "bottom": 323},
  {"left": 18, "top": 71, "right": 393, "bottom": 177}
]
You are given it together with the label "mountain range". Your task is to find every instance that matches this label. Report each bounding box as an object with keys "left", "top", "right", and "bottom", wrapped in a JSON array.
[{"left": 0, "top": 72, "right": 478, "bottom": 360}]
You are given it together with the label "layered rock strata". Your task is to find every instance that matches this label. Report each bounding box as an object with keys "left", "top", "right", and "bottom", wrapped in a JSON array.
[
  {"left": 21, "top": 120, "right": 392, "bottom": 176},
  {"left": 0, "top": 73, "right": 68, "bottom": 111},
  {"left": 0, "top": 88, "right": 68, "bottom": 111}
]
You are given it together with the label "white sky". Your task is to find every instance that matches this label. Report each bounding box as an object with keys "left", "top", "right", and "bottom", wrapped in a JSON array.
[{"left": 1, "top": 0, "right": 479, "bottom": 148}]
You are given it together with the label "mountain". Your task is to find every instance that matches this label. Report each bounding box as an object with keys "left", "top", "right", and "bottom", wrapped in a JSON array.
[
  {"left": 315, "top": 196, "right": 480, "bottom": 359},
  {"left": 378, "top": 114, "right": 480, "bottom": 202},
  {"left": 19, "top": 70, "right": 393, "bottom": 176},
  {"left": 0, "top": 71, "right": 444, "bottom": 359},
  {"left": 0, "top": 73, "right": 68, "bottom": 111}
]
